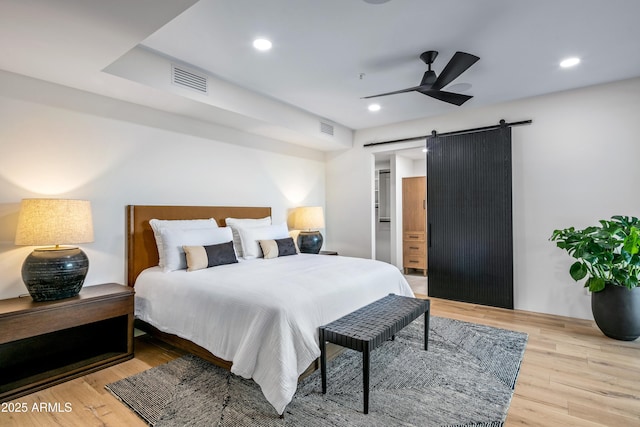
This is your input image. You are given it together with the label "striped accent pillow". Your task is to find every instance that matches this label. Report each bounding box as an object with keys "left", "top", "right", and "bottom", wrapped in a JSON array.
[
  {"left": 259, "top": 238, "right": 298, "bottom": 259},
  {"left": 183, "top": 241, "right": 238, "bottom": 271}
]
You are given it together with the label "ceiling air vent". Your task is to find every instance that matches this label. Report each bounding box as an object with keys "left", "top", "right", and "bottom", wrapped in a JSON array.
[
  {"left": 171, "top": 64, "right": 208, "bottom": 94},
  {"left": 320, "top": 121, "right": 334, "bottom": 136}
]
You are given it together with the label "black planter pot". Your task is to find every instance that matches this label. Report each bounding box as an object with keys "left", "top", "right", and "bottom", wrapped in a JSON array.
[{"left": 591, "top": 284, "right": 640, "bottom": 341}]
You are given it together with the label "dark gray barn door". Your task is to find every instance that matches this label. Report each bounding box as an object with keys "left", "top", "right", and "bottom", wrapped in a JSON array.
[{"left": 426, "top": 127, "right": 513, "bottom": 309}]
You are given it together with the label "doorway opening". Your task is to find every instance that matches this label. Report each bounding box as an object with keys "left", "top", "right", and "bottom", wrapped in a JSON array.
[{"left": 372, "top": 145, "right": 427, "bottom": 296}]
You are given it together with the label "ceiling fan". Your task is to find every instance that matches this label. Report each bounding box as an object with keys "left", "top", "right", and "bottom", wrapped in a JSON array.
[{"left": 363, "top": 50, "right": 479, "bottom": 106}]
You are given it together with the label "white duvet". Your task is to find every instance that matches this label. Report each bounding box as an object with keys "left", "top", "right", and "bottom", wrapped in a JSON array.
[{"left": 134, "top": 254, "right": 414, "bottom": 414}]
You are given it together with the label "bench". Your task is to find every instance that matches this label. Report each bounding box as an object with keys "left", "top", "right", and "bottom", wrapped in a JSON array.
[{"left": 318, "top": 293, "right": 430, "bottom": 414}]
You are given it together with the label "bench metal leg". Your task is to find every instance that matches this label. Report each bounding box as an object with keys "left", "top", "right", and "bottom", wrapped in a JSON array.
[
  {"left": 424, "top": 310, "right": 430, "bottom": 351},
  {"left": 320, "top": 328, "right": 327, "bottom": 394},
  {"left": 363, "top": 342, "right": 370, "bottom": 414}
]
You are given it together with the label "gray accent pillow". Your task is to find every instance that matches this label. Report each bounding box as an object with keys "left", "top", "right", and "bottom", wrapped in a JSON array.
[
  {"left": 259, "top": 237, "right": 298, "bottom": 259},
  {"left": 183, "top": 241, "right": 238, "bottom": 271}
]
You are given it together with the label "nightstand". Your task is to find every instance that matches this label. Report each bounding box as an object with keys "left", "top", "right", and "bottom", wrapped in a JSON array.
[
  {"left": 0, "top": 283, "right": 134, "bottom": 402},
  {"left": 319, "top": 250, "right": 339, "bottom": 256}
]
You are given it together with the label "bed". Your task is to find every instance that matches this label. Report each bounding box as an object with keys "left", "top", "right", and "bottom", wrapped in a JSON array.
[{"left": 127, "top": 205, "right": 414, "bottom": 415}]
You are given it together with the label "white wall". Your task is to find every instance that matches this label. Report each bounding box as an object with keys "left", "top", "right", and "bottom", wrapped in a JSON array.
[
  {"left": 412, "top": 158, "right": 426, "bottom": 177},
  {"left": 0, "top": 73, "right": 326, "bottom": 300},
  {"left": 326, "top": 77, "right": 640, "bottom": 319}
]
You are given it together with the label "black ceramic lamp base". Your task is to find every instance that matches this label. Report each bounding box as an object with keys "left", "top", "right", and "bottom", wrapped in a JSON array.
[
  {"left": 297, "top": 231, "right": 323, "bottom": 254},
  {"left": 22, "top": 247, "right": 89, "bottom": 302}
]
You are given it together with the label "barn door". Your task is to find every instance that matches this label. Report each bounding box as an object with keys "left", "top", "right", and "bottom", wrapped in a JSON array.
[{"left": 426, "top": 127, "right": 513, "bottom": 309}]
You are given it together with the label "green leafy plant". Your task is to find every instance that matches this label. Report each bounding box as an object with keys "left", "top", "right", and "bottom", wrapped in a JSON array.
[{"left": 550, "top": 216, "right": 640, "bottom": 292}]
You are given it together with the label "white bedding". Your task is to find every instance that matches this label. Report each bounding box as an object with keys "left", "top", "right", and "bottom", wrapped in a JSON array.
[{"left": 134, "top": 253, "right": 414, "bottom": 414}]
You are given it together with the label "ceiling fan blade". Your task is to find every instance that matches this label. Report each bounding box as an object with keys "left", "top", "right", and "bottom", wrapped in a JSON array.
[
  {"left": 362, "top": 85, "right": 426, "bottom": 99},
  {"left": 420, "top": 90, "right": 473, "bottom": 106},
  {"left": 431, "top": 51, "right": 479, "bottom": 91}
]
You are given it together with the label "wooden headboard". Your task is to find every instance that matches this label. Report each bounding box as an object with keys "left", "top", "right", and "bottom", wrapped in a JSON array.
[{"left": 126, "top": 205, "right": 272, "bottom": 286}]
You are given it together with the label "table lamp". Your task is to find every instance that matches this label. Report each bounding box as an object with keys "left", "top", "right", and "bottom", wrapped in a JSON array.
[
  {"left": 15, "top": 199, "right": 94, "bottom": 301},
  {"left": 293, "top": 206, "right": 325, "bottom": 254}
]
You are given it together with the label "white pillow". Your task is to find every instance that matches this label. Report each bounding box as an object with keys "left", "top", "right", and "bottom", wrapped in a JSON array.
[
  {"left": 237, "top": 222, "right": 289, "bottom": 259},
  {"left": 160, "top": 226, "right": 233, "bottom": 272},
  {"left": 225, "top": 216, "right": 271, "bottom": 257},
  {"left": 149, "top": 218, "right": 218, "bottom": 269}
]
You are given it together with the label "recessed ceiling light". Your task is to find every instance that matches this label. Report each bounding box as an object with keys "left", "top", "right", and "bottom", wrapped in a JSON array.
[
  {"left": 560, "top": 57, "right": 580, "bottom": 68},
  {"left": 368, "top": 103, "right": 381, "bottom": 112},
  {"left": 253, "top": 38, "right": 272, "bottom": 51},
  {"left": 422, "top": 147, "right": 428, "bottom": 153}
]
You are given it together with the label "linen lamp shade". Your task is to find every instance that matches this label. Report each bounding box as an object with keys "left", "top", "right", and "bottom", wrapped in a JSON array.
[
  {"left": 15, "top": 199, "right": 94, "bottom": 246},
  {"left": 293, "top": 206, "right": 324, "bottom": 254},
  {"left": 292, "top": 206, "right": 325, "bottom": 231},
  {"left": 15, "top": 199, "right": 94, "bottom": 301}
]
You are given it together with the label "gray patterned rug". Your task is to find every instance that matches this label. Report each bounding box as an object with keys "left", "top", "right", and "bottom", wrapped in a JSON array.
[{"left": 106, "top": 316, "right": 527, "bottom": 426}]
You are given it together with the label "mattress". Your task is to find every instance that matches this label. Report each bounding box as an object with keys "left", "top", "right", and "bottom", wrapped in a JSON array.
[{"left": 134, "top": 253, "right": 414, "bottom": 414}]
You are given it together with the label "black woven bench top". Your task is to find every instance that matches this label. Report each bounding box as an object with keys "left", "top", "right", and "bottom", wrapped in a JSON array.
[{"left": 320, "top": 294, "right": 429, "bottom": 352}]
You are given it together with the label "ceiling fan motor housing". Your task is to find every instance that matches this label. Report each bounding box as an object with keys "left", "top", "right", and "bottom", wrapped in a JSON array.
[{"left": 419, "top": 50, "right": 439, "bottom": 66}]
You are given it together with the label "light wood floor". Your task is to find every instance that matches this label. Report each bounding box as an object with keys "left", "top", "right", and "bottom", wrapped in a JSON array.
[{"left": 3, "top": 296, "right": 639, "bottom": 426}]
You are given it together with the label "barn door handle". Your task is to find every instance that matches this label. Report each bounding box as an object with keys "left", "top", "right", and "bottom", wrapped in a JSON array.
[{"left": 428, "top": 223, "right": 432, "bottom": 248}]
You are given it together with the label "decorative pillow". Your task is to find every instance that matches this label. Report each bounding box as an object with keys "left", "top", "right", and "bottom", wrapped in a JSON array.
[
  {"left": 225, "top": 216, "right": 271, "bottom": 257},
  {"left": 259, "top": 237, "right": 298, "bottom": 259},
  {"left": 159, "top": 226, "right": 233, "bottom": 272},
  {"left": 150, "top": 218, "right": 218, "bottom": 269},
  {"left": 237, "top": 222, "right": 289, "bottom": 259},
  {"left": 183, "top": 241, "right": 238, "bottom": 271}
]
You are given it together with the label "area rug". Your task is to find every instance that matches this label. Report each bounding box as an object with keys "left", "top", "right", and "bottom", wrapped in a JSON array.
[{"left": 106, "top": 316, "right": 527, "bottom": 427}]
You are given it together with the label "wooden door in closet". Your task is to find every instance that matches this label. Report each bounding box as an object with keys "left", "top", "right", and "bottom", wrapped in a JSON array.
[{"left": 402, "top": 176, "right": 427, "bottom": 275}]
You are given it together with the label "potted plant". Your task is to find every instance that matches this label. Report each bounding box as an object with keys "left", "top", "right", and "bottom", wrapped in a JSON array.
[{"left": 550, "top": 215, "right": 640, "bottom": 341}]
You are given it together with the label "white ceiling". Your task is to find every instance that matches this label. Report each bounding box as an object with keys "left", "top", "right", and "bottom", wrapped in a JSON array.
[
  {"left": 2, "top": 0, "right": 640, "bottom": 149},
  {"left": 140, "top": 0, "right": 640, "bottom": 129}
]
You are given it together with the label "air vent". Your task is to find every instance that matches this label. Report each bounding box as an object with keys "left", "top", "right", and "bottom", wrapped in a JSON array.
[
  {"left": 171, "top": 64, "right": 208, "bottom": 94},
  {"left": 320, "top": 121, "right": 334, "bottom": 136}
]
